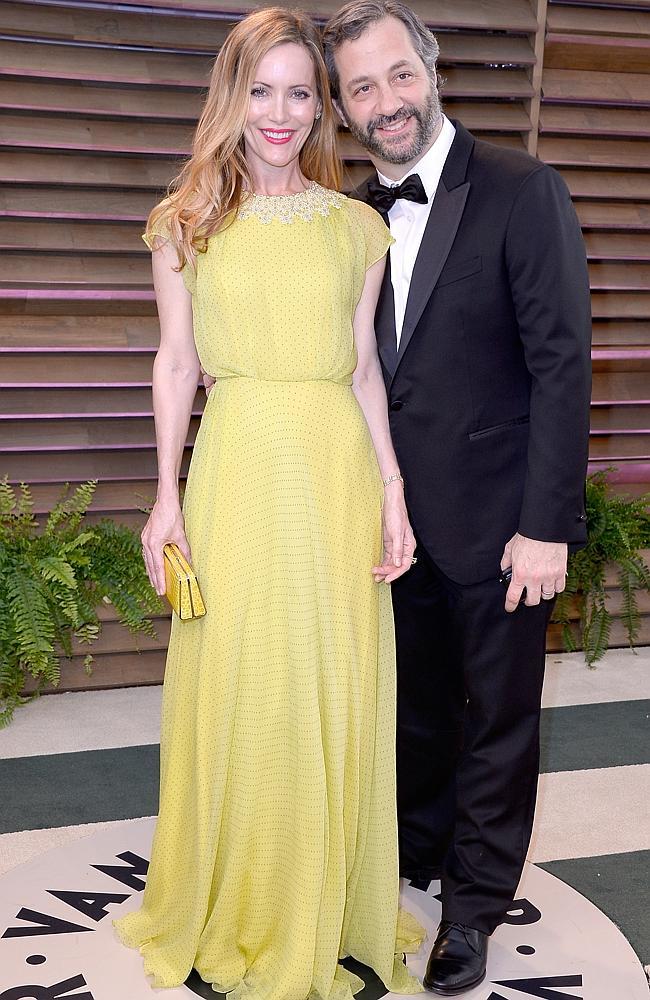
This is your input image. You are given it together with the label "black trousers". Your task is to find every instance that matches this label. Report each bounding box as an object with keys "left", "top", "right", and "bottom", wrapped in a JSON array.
[{"left": 391, "top": 539, "right": 554, "bottom": 935}]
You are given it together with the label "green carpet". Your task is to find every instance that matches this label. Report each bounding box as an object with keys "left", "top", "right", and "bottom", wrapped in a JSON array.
[
  {"left": 3, "top": 699, "right": 649, "bottom": 835},
  {"left": 540, "top": 851, "right": 650, "bottom": 968},
  {"left": 0, "top": 745, "right": 160, "bottom": 834},
  {"left": 540, "top": 699, "right": 650, "bottom": 773}
]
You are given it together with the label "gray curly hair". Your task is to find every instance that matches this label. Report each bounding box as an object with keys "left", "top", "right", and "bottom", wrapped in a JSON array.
[{"left": 322, "top": 0, "right": 440, "bottom": 99}]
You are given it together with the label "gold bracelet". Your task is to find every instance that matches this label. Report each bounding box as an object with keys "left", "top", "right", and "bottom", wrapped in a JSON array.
[{"left": 383, "top": 473, "right": 404, "bottom": 488}]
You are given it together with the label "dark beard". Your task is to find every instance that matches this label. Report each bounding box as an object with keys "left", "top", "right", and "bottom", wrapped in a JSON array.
[{"left": 345, "top": 87, "right": 441, "bottom": 165}]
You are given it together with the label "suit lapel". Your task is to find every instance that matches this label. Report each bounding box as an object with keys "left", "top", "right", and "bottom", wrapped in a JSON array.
[
  {"left": 395, "top": 178, "right": 470, "bottom": 368},
  {"left": 353, "top": 122, "right": 475, "bottom": 381}
]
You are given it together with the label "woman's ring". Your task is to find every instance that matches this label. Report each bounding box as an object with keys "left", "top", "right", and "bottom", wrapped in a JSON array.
[
  {"left": 411, "top": 557, "right": 418, "bottom": 565},
  {"left": 541, "top": 589, "right": 555, "bottom": 599}
]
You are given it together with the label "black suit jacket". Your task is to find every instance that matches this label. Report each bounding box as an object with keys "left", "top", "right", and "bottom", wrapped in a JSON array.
[{"left": 357, "top": 122, "right": 592, "bottom": 585}]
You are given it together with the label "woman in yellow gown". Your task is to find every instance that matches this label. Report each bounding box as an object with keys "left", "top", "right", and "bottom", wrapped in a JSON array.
[{"left": 113, "top": 8, "right": 424, "bottom": 997}]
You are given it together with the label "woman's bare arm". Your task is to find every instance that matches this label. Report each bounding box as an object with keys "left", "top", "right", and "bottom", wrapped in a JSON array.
[
  {"left": 141, "top": 239, "right": 201, "bottom": 595},
  {"left": 352, "top": 257, "right": 416, "bottom": 583}
]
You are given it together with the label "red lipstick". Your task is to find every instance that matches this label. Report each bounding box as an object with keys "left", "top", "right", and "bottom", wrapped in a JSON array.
[{"left": 260, "top": 128, "right": 296, "bottom": 145}]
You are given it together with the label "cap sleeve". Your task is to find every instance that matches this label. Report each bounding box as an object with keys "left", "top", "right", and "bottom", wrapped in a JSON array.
[
  {"left": 347, "top": 198, "right": 394, "bottom": 270},
  {"left": 142, "top": 214, "right": 196, "bottom": 296},
  {"left": 142, "top": 212, "right": 171, "bottom": 251}
]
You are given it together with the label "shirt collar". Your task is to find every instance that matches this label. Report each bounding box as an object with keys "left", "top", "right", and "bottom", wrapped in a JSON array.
[{"left": 376, "top": 114, "right": 456, "bottom": 200}]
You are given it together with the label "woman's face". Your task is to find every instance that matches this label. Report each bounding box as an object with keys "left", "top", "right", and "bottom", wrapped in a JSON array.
[{"left": 244, "top": 43, "right": 321, "bottom": 176}]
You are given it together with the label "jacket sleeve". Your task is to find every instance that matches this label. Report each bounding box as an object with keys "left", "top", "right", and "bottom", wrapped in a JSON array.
[{"left": 505, "top": 164, "right": 592, "bottom": 545}]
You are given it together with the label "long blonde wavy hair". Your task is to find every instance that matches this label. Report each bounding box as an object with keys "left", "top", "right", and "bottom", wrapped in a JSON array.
[{"left": 146, "top": 7, "right": 342, "bottom": 272}]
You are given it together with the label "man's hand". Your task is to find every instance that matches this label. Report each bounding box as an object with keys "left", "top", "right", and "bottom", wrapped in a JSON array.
[
  {"left": 201, "top": 368, "right": 216, "bottom": 395},
  {"left": 500, "top": 533, "right": 568, "bottom": 613}
]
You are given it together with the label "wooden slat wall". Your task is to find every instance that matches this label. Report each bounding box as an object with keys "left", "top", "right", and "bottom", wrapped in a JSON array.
[
  {"left": 541, "top": 0, "right": 650, "bottom": 505},
  {"left": 0, "top": 0, "right": 542, "bottom": 515},
  {"left": 1, "top": 0, "right": 648, "bottom": 689}
]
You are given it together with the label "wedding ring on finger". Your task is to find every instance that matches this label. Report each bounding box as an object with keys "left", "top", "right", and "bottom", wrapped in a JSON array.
[{"left": 541, "top": 588, "right": 555, "bottom": 599}]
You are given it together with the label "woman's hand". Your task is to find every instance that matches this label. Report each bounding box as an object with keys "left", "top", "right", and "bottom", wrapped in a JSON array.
[
  {"left": 201, "top": 367, "right": 216, "bottom": 396},
  {"left": 141, "top": 494, "right": 192, "bottom": 596},
  {"left": 350, "top": 259, "right": 416, "bottom": 584},
  {"left": 372, "top": 483, "right": 416, "bottom": 584}
]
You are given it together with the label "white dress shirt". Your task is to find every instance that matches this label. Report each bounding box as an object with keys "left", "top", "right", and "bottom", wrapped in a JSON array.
[{"left": 377, "top": 115, "right": 456, "bottom": 346}]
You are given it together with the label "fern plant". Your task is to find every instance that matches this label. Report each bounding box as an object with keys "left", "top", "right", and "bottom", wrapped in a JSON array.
[
  {"left": 553, "top": 471, "right": 650, "bottom": 665},
  {"left": 0, "top": 479, "right": 162, "bottom": 726}
]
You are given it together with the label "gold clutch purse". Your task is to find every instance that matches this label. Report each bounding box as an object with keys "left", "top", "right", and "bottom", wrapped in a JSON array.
[{"left": 163, "top": 543, "right": 206, "bottom": 621}]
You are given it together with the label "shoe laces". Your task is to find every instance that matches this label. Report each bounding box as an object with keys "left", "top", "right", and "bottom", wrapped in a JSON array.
[
  {"left": 439, "top": 921, "right": 482, "bottom": 953},
  {"left": 440, "top": 920, "right": 468, "bottom": 934}
]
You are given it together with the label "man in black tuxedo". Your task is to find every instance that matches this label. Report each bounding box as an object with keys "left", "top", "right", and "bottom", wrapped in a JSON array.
[{"left": 324, "top": 2, "right": 592, "bottom": 994}]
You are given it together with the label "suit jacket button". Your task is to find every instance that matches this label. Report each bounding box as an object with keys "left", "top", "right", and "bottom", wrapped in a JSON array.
[
  {"left": 390, "top": 400, "right": 404, "bottom": 411},
  {"left": 577, "top": 513, "right": 587, "bottom": 522}
]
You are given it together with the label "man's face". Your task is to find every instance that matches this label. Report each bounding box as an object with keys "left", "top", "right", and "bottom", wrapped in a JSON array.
[{"left": 333, "top": 16, "right": 442, "bottom": 173}]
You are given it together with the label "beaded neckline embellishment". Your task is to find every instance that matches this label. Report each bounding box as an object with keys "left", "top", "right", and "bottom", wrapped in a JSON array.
[{"left": 238, "top": 181, "right": 345, "bottom": 224}]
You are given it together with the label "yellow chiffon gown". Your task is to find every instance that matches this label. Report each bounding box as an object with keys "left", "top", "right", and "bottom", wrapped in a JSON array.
[{"left": 113, "top": 182, "right": 424, "bottom": 999}]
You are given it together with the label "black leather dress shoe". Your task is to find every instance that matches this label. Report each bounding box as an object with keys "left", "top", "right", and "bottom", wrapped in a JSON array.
[{"left": 423, "top": 921, "right": 488, "bottom": 995}]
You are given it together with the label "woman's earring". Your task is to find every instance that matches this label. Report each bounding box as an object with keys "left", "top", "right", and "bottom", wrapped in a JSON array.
[{"left": 315, "top": 111, "right": 322, "bottom": 120}]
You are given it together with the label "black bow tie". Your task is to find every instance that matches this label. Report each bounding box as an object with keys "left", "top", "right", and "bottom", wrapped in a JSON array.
[{"left": 366, "top": 173, "right": 428, "bottom": 215}]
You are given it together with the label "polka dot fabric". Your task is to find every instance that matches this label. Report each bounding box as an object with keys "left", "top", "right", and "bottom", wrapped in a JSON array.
[{"left": 114, "top": 185, "right": 424, "bottom": 998}]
